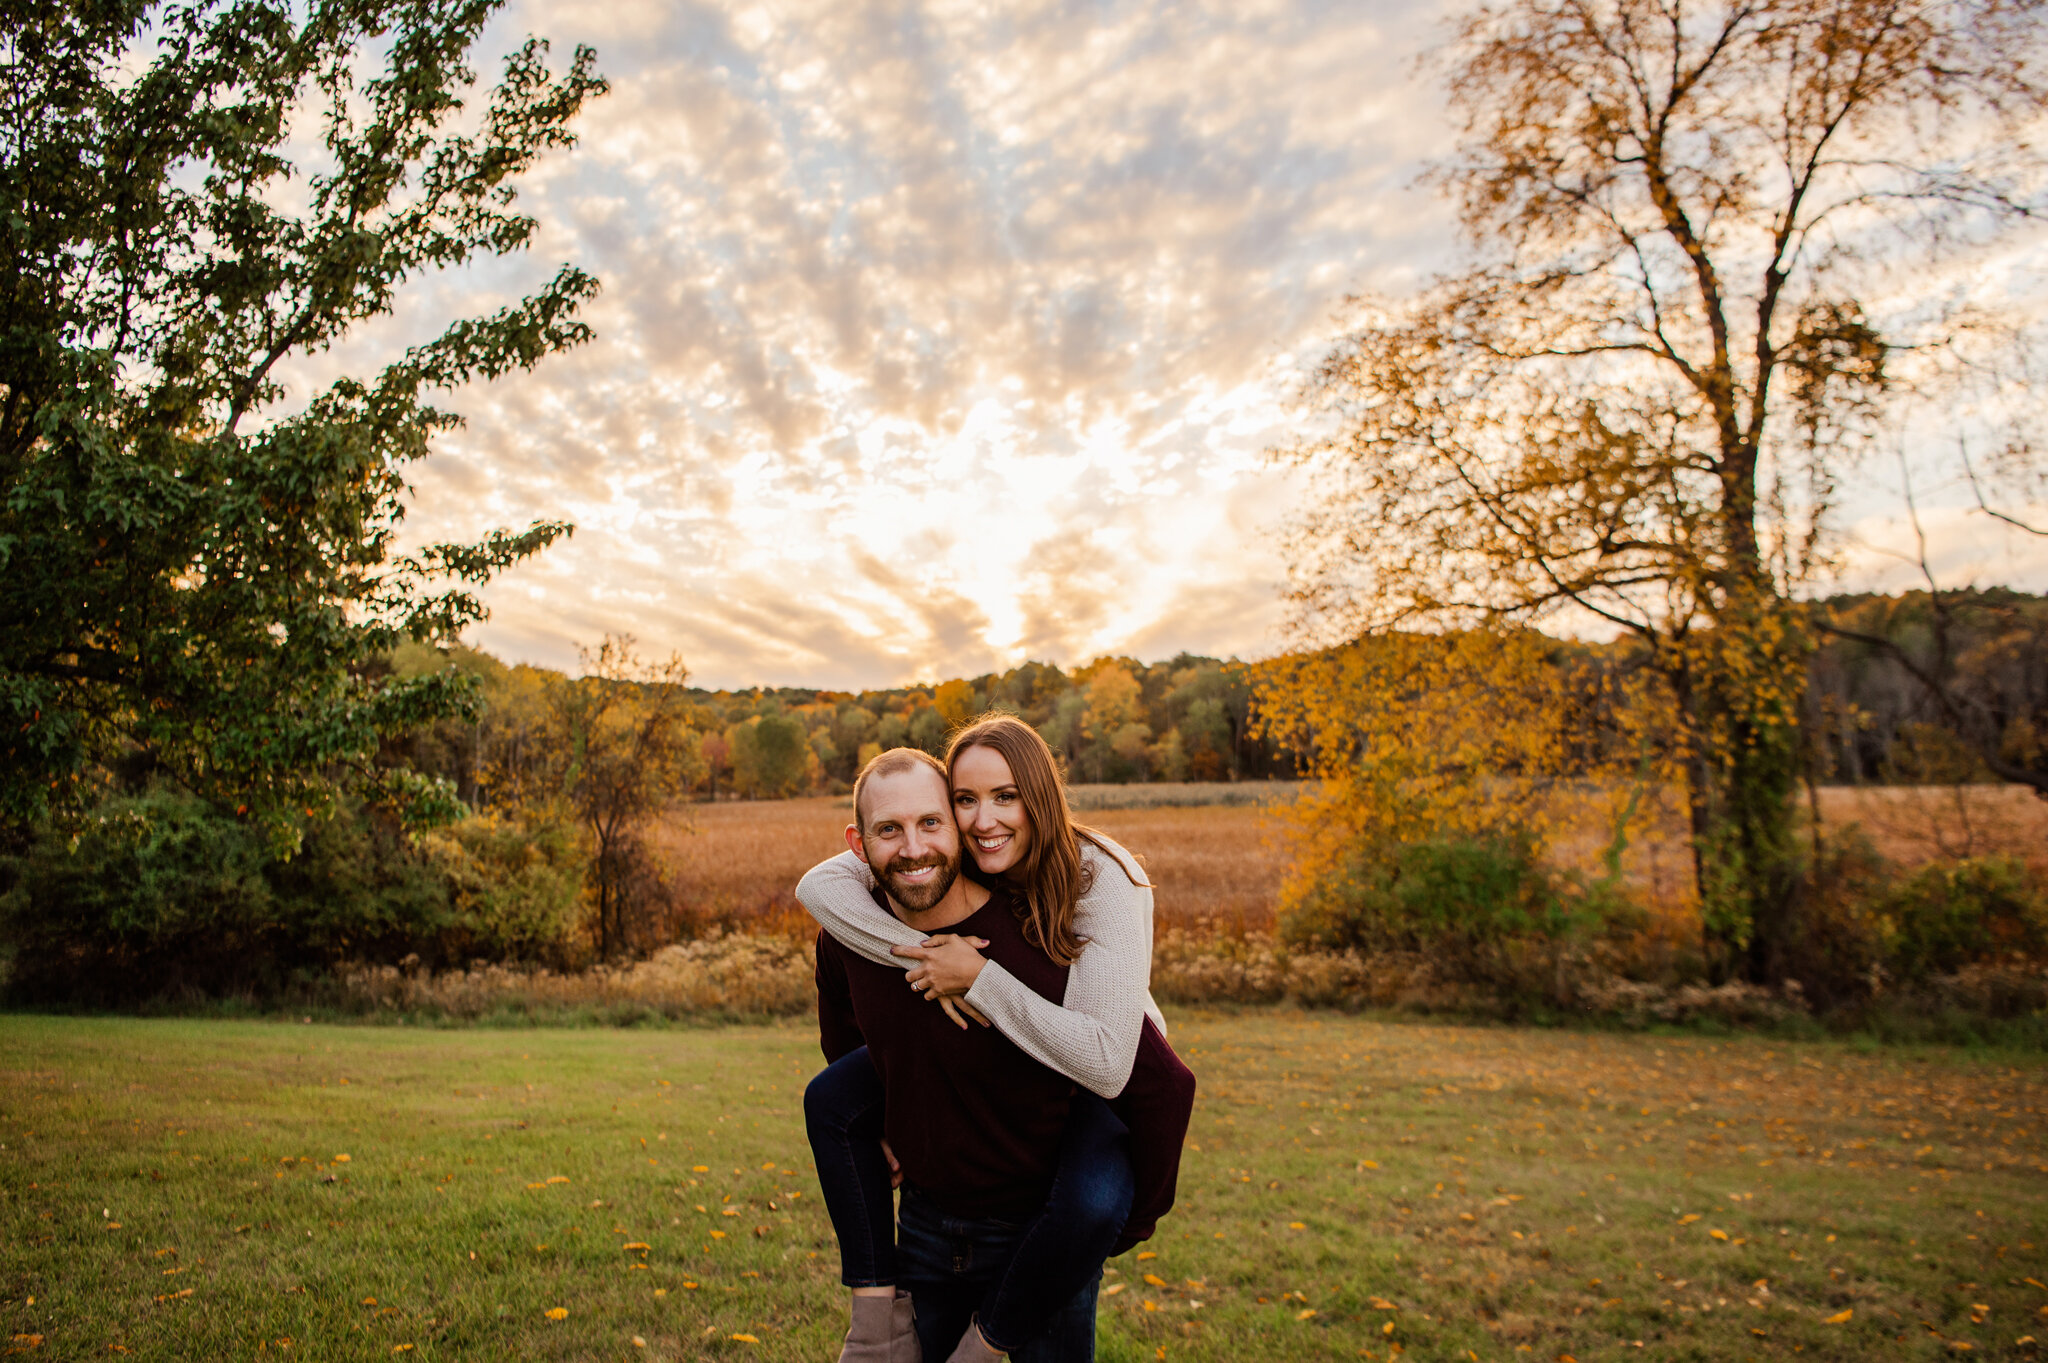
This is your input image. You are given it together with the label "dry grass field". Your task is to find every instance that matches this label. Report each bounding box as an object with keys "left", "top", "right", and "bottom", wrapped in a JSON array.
[
  {"left": 1818, "top": 784, "right": 2048, "bottom": 874},
  {"left": 647, "top": 783, "right": 2045, "bottom": 941},
  {"left": 643, "top": 793, "right": 1293, "bottom": 934}
]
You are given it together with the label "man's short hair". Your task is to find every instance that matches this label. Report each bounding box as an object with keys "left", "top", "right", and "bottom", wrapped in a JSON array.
[{"left": 852, "top": 747, "right": 949, "bottom": 834}]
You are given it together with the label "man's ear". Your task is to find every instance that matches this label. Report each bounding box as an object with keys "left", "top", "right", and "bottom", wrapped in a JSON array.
[{"left": 844, "top": 825, "right": 868, "bottom": 862}]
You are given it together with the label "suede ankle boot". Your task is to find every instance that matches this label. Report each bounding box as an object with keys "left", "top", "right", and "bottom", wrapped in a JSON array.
[
  {"left": 944, "top": 1318, "right": 1004, "bottom": 1363},
  {"left": 839, "top": 1290, "right": 920, "bottom": 1363}
]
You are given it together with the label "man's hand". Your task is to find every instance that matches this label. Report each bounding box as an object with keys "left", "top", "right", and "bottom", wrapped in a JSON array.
[
  {"left": 894, "top": 933, "right": 990, "bottom": 1000},
  {"left": 879, "top": 1137, "right": 902, "bottom": 1189},
  {"left": 935, "top": 994, "right": 993, "bottom": 1030}
]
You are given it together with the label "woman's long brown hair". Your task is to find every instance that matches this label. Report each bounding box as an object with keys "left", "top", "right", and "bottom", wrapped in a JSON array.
[{"left": 944, "top": 713, "right": 1149, "bottom": 966}]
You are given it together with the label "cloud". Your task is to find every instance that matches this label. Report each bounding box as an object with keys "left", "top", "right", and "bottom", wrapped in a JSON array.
[
  {"left": 1832, "top": 505, "right": 2048, "bottom": 597},
  {"left": 302, "top": 0, "right": 2047, "bottom": 688}
]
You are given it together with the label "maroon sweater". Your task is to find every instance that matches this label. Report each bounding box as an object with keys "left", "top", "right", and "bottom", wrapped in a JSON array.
[
  {"left": 816, "top": 882, "right": 1075, "bottom": 1221},
  {"left": 816, "top": 885, "right": 1197, "bottom": 1242}
]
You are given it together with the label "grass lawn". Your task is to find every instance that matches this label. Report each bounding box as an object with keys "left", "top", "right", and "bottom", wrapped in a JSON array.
[{"left": 2, "top": 1013, "right": 2045, "bottom": 1361}]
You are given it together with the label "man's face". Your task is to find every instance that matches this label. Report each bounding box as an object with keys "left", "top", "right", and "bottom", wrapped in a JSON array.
[{"left": 850, "top": 766, "right": 963, "bottom": 913}]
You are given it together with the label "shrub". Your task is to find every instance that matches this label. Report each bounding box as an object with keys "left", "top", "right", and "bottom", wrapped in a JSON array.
[
  {"left": 0, "top": 790, "right": 451, "bottom": 1003},
  {"left": 1877, "top": 855, "right": 2045, "bottom": 980},
  {"left": 1767, "top": 829, "right": 1892, "bottom": 1007},
  {"left": 417, "top": 810, "right": 587, "bottom": 964},
  {"left": 1767, "top": 836, "right": 2045, "bottom": 1006},
  {"left": 1278, "top": 830, "right": 1632, "bottom": 980}
]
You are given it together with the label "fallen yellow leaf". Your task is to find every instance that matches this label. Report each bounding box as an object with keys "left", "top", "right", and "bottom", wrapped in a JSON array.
[
  {"left": 1710, "top": 1229, "right": 1730, "bottom": 1241},
  {"left": 1137, "top": 1251, "right": 1157, "bottom": 1260},
  {"left": 1144, "top": 1274, "right": 1166, "bottom": 1286},
  {"left": 1298, "top": 1308, "right": 1317, "bottom": 1320},
  {"left": 544, "top": 1307, "right": 568, "bottom": 1321},
  {"left": 1104, "top": 1283, "right": 1125, "bottom": 1296},
  {"left": 1679, "top": 1213, "right": 1701, "bottom": 1224},
  {"left": 729, "top": 1334, "right": 759, "bottom": 1344},
  {"left": 1825, "top": 1309, "right": 1853, "bottom": 1325}
]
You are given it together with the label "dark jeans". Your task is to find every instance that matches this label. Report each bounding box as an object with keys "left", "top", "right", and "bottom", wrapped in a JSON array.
[
  {"left": 803, "top": 1046, "right": 1133, "bottom": 1354},
  {"left": 897, "top": 1185, "right": 1101, "bottom": 1362}
]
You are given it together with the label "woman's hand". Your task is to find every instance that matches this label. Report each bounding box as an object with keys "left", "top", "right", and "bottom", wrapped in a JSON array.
[{"left": 893, "top": 934, "right": 992, "bottom": 1029}]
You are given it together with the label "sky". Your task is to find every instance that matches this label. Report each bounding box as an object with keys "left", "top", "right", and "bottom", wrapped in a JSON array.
[{"left": 304, "top": 0, "right": 2048, "bottom": 689}]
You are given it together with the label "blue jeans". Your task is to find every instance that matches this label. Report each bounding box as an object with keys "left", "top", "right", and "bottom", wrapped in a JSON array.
[
  {"left": 803, "top": 1047, "right": 1132, "bottom": 1353},
  {"left": 897, "top": 1185, "right": 1101, "bottom": 1362},
  {"left": 804, "top": 1047, "right": 898, "bottom": 1287}
]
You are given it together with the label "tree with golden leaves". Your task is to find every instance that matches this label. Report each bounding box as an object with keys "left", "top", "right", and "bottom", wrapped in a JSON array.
[{"left": 1279, "top": 0, "right": 2046, "bottom": 977}]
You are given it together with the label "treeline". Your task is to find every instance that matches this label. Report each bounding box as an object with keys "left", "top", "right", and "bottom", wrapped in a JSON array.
[
  {"left": 0, "top": 641, "right": 1288, "bottom": 1000},
  {"left": 1805, "top": 589, "right": 2048, "bottom": 787},
  {"left": 386, "top": 646, "right": 1290, "bottom": 806}
]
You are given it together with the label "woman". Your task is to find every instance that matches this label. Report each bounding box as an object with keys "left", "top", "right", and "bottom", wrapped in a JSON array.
[{"left": 800, "top": 714, "right": 1193, "bottom": 1363}]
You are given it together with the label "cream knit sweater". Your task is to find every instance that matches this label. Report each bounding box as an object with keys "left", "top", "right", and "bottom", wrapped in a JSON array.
[{"left": 794, "top": 836, "right": 1166, "bottom": 1099}]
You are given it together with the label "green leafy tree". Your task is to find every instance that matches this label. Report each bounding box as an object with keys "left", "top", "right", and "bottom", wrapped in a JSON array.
[
  {"left": 908, "top": 706, "right": 948, "bottom": 756},
  {"left": 1, "top": 0, "right": 606, "bottom": 840},
  {"left": 729, "top": 714, "right": 810, "bottom": 798},
  {"left": 874, "top": 711, "right": 910, "bottom": 750}
]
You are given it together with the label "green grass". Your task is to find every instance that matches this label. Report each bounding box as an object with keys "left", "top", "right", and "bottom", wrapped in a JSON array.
[{"left": 3, "top": 1013, "right": 2045, "bottom": 1360}]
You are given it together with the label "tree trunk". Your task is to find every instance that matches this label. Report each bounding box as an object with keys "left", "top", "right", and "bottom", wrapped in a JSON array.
[{"left": 1689, "top": 585, "right": 1810, "bottom": 983}]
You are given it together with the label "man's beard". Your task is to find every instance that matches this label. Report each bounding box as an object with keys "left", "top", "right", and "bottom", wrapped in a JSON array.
[{"left": 879, "top": 847, "right": 961, "bottom": 912}]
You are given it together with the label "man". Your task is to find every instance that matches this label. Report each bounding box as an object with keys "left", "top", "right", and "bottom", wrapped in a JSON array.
[{"left": 811, "top": 748, "right": 1108, "bottom": 1362}]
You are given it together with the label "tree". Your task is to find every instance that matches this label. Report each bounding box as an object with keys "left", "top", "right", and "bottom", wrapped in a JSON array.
[
  {"left": 1082, "top": 663, "right": 1148, "bottom": 781},
  {"left": 1810, "top": 588, "right": 2048, "bottom": 792},
  {"left": 932, "top": 678, "right": 978, "bottom": 728},
  {"left": 1, "top": 0, "right": 606, "bottom": 841},
  {"left": 1279, "top": 0, "right": 2046, "bottom": 977},
  {"left": 553, "top": 638, "right": 703, "bottom": 957},
  {"left": 908, "top": 706, "right": 948, "bottom": 756},
  {"left": 729, "top": 714, "right": 810, "bottom": 798}
]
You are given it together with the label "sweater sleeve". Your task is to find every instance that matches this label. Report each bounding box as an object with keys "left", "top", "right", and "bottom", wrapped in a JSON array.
[
  {"left": 962, "top": 836, "right": 1162, "bottom": 1099},
  {"left": 795, "top": 849, "right": 931, "bottom": 968},
  {"left": 795, "top": 839, "right": 1165, "bottom": 1099}
]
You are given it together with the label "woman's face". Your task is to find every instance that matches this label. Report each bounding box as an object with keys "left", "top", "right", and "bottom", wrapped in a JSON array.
[{"left": 951, "top": 744, "right": 1032, "bottom": 878}]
